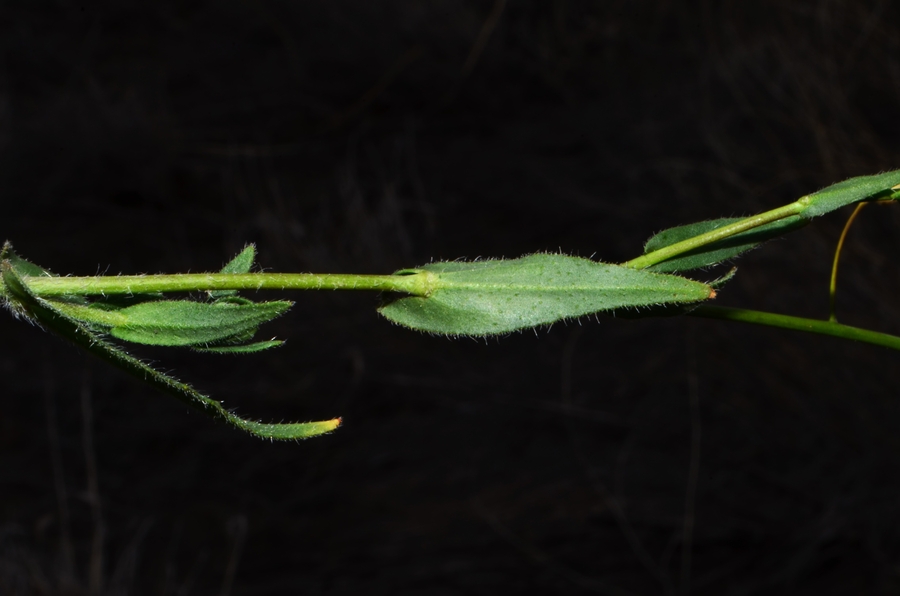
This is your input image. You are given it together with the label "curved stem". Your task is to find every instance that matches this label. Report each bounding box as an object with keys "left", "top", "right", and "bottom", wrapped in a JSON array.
[
  {"left": 623, "top": 199, "right": 808, "bottom": 270},
  {"left": 828, "top": 202, "right": 866, "bottom": 322},
  {"left": 22, "top": 271, "right": 435, "bottom": 297},
  {"left": 689, "top": 305, "right": 900, "bottom": 352}
]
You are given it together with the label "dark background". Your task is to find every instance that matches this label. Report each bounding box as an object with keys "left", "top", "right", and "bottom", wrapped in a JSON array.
[{"left": 4, "top": 2, "right": 900, "bottom": 594}]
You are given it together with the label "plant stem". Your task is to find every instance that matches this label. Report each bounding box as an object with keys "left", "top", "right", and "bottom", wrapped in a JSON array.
[
  {"left": 689, "top": 305, "right": 900, "bottom": 352},
  {"left": 22, "top": 271, "right": 435, "bottom": 297},
  {"left": 623, "top": 199, "right": 809, "bottom": 270},
  {"left": 828, "top": 202, "right": 866, "bottom": 322}
]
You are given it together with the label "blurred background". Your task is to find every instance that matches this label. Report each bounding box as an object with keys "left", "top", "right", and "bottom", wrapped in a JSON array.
[{"left": 3, "top": 2, "right": 900, "bottom": 594}]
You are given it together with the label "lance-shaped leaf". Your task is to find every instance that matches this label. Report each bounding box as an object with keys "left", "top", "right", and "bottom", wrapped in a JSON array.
[
  {"left": 643, "top": 216, "right": 807, "bottom": 273},
  {"left": 110, "top": 300, "right": 292, "bottom": 346},
  {"left": 80, "top": 293, "right": 167, "bottom": 309},
  {"left": 49, "top": 298, "right": 292, "bottom": 347},
  {"left": 0, "top": 251, "right": 339, "bottom": 440},
  {"left": 210, "top": 244, "right": 256, "bottom": 298},
  {"left": 799, "top": 169, "right": 900, "bottom": 219},
  {"left": 198, "top": 295, "right": 282, "bottom": 350},
  {"left": 5, "top": 248, "right": 55, "bottom": 278},
  {"left": 613, "top": 268, "right": 737, "bottom": 319},
  {"left": 195, "top": 340, "right": 284, "bottom": 353},
  {"left": 188, "top": 317, "right": 285, "bottom": 353},
  {"left": 378, "top": 253, "right": 714, "bottom": 336},
  {"left": 0, "top": 242, "right": 59, "bottom": 305}
]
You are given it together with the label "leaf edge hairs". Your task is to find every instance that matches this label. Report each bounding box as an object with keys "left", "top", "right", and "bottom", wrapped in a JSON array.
[{"left": 3, "top": 169, "right": 900, "bottom": 439}]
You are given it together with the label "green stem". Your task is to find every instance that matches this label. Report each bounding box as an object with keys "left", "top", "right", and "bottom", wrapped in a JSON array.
[
  {"left": 689, "top": 305, "right": 900, "bottom": 352},
  {"left": 23, "top": 271, "right": 435, "bottom": 297},
  {"left": 1, "top": 261, "right": 340, "bottom": 440},
  {"left": 623, "top": 199, "right": 809, "bottom": 270}
]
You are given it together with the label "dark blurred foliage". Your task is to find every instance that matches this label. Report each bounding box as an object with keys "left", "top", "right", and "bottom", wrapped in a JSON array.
[{"left": 3, "top": 1, "right": 900, "bottom": 594}]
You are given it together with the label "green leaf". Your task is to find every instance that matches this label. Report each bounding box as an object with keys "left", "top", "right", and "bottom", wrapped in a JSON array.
[
  {"left": 1, "top": 253, "right": 338, "bottom": 441},
  {"left": 799, "top": 169, "right": 900, "bottom": 219},
  {"left": 613, "top": 268, "right": 737, "bottom": 320},
  {"left": 83, "top": 293, "right": 166, "bottom": 310},
  {"left": 6, "top": 250, "right": 55, "bottom": 278},
  {"left": 194, "top": 340, "right": 284, "bottom": 353},
  {"left": 211, "top": 244, "right": 256, "bottom": 298},
  {"left": 109, "top": 300, "right": 292, "bottom": 346},
  {"left": 45, "top": 300, "right": 128, "bottom": 326},
  {"left": 199, "top": 325, "right": 259, "bottom": 346},
  {"left": 220, "top": 244, "right": 256, "bottom": 274},
  {"left": 48, "top": 298, "right": 292, "bottom": 346},
  {"left": 643, "top": 216, "right": 807, "bottom": 273},
  {"left": 1, "top": 241, "right": 53, "bottom": 304},
  {"left": 709, "top": 267, "right": 738, "bottom": 289},
  {"left": 232, "top": 416, "right": 341, "bottom": 440},
  {"left": 189, "top": 320, "right": 285, "bottom": 353},
  {"left": 378, "top": 253, "right": 714, "bottom": 336},
  {"left": 211, "top": 296, "right": 255, "bottom": 306}
]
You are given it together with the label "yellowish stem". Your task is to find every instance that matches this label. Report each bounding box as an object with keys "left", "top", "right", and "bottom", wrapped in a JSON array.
[{"left": 828, "top": 203, "right": 866, "bottom": 322}]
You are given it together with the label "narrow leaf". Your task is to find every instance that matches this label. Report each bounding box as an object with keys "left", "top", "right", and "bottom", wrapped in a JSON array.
[
  {"left": 232, "top": 417, "right": 341, "bottom": 440},
  {"left": 189, "top": 324, "right": 286, "bottom": 353},
  {"left": 194, "top": 340, "right": 284, "bottom": 353},
  {"left": 220, "top": 244, "right": 256, "bottom": 274},
  {"left": 198, "top": 326, "right": 259, "bottom": 346},
  {"left": 643, "top": 216, "right": 807, "bottom": 272},
  {"left": 6, "top": 251, "right": 55, "bottom": 278},
  {"left": 1, "top": 241, "right": 54, "bottom": 303},
  {"left": 709, "top": 267, "right": 738, "bottom": 289},
  {"left": 47, "top": 300, "right": 129, "bottom": 326},
  {"left": 614, "top": 267, "right": 739, "bottom": 320},
  {"left": 379, "top": 253, "right": 714, "bottom": 336},
  {"left": 109, "top": 299, "right": 292, "bottom": 346},
  {"left": 1, "top": 256, "right": 338, "bottom": 440},
  {"left": 799, "top": 169, "right": 900, "bottom": 219},
  {"left": 2, "top": 242, "right": 54, "bottom": 314},
  {"left": 211, "top": 244, "right": 256, "bottom": 298}
]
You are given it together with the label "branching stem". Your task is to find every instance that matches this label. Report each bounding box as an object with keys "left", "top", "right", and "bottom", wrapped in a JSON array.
[
  {"left": 623, "top": 199, "right": 809, "bottom": 270},
  {"left": 690, "top": 305, "right": 900, "bottom": 352}
]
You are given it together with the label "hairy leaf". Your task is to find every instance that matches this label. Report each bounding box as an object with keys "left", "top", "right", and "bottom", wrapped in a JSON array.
[
  {"left": 1, "top": 251, "right": 337, "bottom": 440},
  {"left": 643, "top": 216, "right": 807, "bottom": 272},
  {"left": 1, "top": 242, "right": 53, "bottom": 304},
  {"left": 613, "top": 268, "right": 737, "bottom": 319},
  {"left": 194, "top": 340, "right": 284, "bottom": 353},
  {"left": 6, "top": 250, "right": 55, "bottom": 278},
  {"left": 109, "top": 300, "right": 292, "bottom": 346},
  {"left": 49, "top": 298, "right": 292, "bottom": 346},
  {"left": 220, "top": 244, "right": 256, "bottom": 274},
  {"left": 211, "top": 244, "right": 256, "bottom": 298},
  {"left": 800, "top": 169, "right": 900, "bottom": 218},
  {"left": 379, "top": 254, "right": 714, "bottom": 336}
]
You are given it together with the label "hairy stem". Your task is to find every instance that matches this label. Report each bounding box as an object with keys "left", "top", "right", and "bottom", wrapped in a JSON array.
[
  {"left": 689, "top": 305, "right": 900, "bottom": 352},
  {"left": 1, "top": 261, "right": 341, "bottom": 440},
  {"left": 23, "top": 271, "right": 435, "bottom": 297},
  {"left": 623, "top": 199, "right": 809, "bottom": 270}
]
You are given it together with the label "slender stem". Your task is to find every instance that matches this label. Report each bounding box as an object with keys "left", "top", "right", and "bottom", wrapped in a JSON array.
[
  {"left": 828, "top": 202, "right": 866, "bottom": 322},
  {"left": 23, "top": 271, "right": 435, "bottom": 297},
  {"left": 689, "top": 305, "right": 900, "bottom": 352},
  {"left": 623, "top": 199, "right": 809, "bottom": 270}
]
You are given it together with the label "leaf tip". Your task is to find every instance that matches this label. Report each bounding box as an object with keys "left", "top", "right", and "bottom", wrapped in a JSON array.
[{"left": 294, "top": 416, "right": 342, "bottom": 439}]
